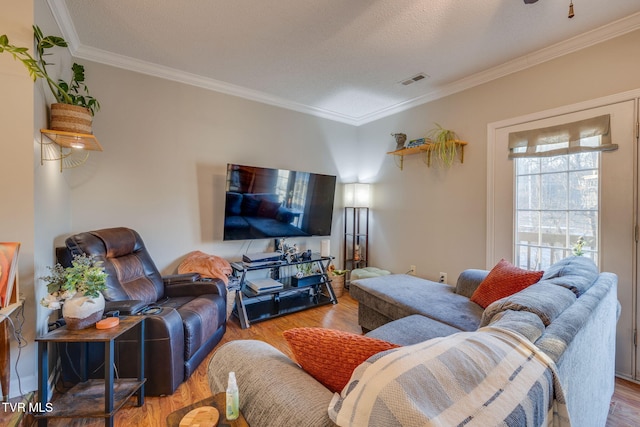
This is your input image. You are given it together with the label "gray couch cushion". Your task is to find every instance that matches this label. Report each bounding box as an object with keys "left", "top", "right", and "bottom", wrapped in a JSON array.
[
  {"left": 365, "top": 314, "right": 462, "bottom": 345},
  {"left": 350, "top": 274, "right": 484, "bottom": 331},
  {"left": 455, "top": 269, "right": 490, "bottom": 298},
  {"left": 535, "top": 272, "right": 618, "bottom": 362},
  {"left": 541, "top": 256, "right": 599, "bottom": 296},
  {"left": 485, "top": 309, "right": 545, "bottom": 343},
  {"left": 481, "top": 281, "right": 576, "bottom": 327}
]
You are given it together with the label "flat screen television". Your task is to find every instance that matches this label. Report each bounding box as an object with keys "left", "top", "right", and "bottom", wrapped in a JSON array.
[{"left": 223, "top": 163, "right": 337, "bottom": 241}]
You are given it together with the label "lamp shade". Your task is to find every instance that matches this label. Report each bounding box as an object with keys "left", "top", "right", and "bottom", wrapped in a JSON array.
[{"left": 344, "top": 183, "right": 370, "bottom": 208}]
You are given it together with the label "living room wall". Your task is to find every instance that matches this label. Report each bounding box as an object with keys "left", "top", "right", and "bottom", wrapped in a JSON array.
[
  {"left": 1, "top": 0, "right": 96, "bottom": 398},
  {"left": 0, "top": 1, "right": 35, "bottom": 398},
  {"left": 3, "top": 1, "right": 639, "bottom": 398},
  {"left": 358, "top": 28, "right": 640, "bottom": 283},
  {"left": 66, "top": 27, "right": 640, "bottom": 282},
  {"left": 66, "top": 62, "right": 359, "bottom": 272}
]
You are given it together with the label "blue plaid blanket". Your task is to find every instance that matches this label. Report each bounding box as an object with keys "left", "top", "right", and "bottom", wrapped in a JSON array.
[{"left": 328, "top": 327, "right": 570, "bottom": 426}]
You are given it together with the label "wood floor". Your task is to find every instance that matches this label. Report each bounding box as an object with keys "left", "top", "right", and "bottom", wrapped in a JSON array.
[{"left": 7, "top": 293, "right": 640, "bottom": 426}]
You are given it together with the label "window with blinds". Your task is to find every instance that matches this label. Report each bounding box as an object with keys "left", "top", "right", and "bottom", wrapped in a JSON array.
[{"left": 512, "top": 115, "right": 614, "bottom": 270}]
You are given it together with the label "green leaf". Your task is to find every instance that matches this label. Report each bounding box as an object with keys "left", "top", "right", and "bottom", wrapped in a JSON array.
[
  {"left": 33, "top": 25, "right": 43, "bottom": 40},
  {"left": 40, "top": 35, "right": 67, "bottom": 49},
  {"left": 57, "top": 82, "right": 69, "bottom": 95},
  {"left": 71, "top": 63, "right": 86, "bottom": 82}
]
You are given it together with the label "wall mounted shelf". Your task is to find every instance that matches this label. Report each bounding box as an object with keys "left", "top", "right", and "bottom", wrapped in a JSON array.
[
  {"left": 39, "top": 129, "right": 103, "bottom": 172},
  {"left": 387, "top": 140, "right": 467, "bottom": 170}
]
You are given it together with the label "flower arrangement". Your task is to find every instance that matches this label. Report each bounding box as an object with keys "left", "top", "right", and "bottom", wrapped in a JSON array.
[
  {"left": 572, "top": 236, "right": 586, "bottom": 256},
  {"left": 40, "top": 254, "right": 107, "bottom": 310}
]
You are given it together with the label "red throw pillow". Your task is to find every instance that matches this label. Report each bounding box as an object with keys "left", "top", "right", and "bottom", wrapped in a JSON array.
[
  {"left": 470, "top": 259, "right": 543, "bottom": 308},
  {"left": 283, "top": 327, "right": 400, "bottom": 393}
]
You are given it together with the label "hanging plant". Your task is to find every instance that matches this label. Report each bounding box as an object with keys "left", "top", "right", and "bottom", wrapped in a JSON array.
[
  {"left": 426, "top": 123, "right": 460, "bottom": 167},
  {"left": 0, "top": 25, "right": 100, "bottom": 116}
]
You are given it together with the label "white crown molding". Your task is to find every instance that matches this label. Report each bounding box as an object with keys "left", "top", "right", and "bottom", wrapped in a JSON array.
[
  {"left": 47, "top": 1, "right": 640, "bottom": 127},
  {"left": 47, "top": 0, "right": 80, "bottom": 53},
  {"left": 75, "top": 44, "right": 361, "bottom": 126},
  {"left": 355, "top": 12, "right": 640, "bottom": 126}
]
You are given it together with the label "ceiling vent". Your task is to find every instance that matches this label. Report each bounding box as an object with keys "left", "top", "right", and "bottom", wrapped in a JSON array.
[{"left": 400, "top": 73, "right": 429, "bottom": 86}]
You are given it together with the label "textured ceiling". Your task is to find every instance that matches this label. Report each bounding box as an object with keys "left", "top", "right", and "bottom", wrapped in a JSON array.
[{"left": 50, "top": 0, "right": 640, "bottom": 125}]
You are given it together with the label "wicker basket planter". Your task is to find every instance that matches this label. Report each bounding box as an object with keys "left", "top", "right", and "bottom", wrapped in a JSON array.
[
  {"left": 330, "top": 273, "right": 345, "bottom": 297},
  {"left": 50, "top": 103, "right": 93, "bottom": 134}
]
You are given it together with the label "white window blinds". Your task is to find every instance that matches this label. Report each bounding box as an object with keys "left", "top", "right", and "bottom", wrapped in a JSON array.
[{"left": 508, "top": 114, "right": 616, "bottom": 158}]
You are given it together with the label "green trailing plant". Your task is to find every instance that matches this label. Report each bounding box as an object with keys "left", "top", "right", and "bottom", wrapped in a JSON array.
[
  {"left": 426, "top": 123, "right": 460, "bottom": 167},
  {"left": 297, "top": 262, "right": 315, "bottom": 277},
  {"left": 331, "top": 269, "right": 348, "bottom": 276},
  {"left": 40, "top": 254, "right": 107, "bottom": 309},
  {"left": 328, "top": 265, "right": 348, "bottom": 276},
  {"left": 0, "top": 25, "right": 100, "bottom": 115}
]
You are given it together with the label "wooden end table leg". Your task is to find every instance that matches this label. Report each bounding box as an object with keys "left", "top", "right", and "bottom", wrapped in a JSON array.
[
  {"left": 137, "top": 319, "right": 145, "bottom": 406},
  {"left": 104, "top": 340, "right": 114, "bottom": 427},
  {"left": 38, "top": 340, "right": 49, "bottom": 427},
  {"left": 0, "top": 319, "right": 10, "bottom": 402}
]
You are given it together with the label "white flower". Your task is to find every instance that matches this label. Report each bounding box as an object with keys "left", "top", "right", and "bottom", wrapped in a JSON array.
[
  {"left": 59, "top": 289, "right": 77, "bottom": 300},
  {"left": 40, "top": 294, "right": 63, "bottom": 310},
  {"left": 47, "top": 301, "right": 62, "bottom": 310}
]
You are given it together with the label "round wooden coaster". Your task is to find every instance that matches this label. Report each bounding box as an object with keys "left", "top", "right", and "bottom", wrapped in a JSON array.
[{"left": 179, "top": 406, "right": 220, "bottom": 427}]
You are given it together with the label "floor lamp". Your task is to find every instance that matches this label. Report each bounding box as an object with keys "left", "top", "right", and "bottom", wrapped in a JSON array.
[{"left": 343, "top": 183, "right": 370, "bottom": 287}]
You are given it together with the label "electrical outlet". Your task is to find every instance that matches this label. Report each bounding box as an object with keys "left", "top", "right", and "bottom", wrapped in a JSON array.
[
  {"left": 409, "top": 265, "right": 416, "bottom": 275},
  {"left": 439, "top": 272, "right": 447, "bottom": 284}
]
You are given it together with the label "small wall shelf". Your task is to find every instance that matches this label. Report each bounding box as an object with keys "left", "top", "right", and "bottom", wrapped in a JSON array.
[
  {"left": 388, "top": 140, "right": 468, "bottom": 170},
  {"left": 39, "top": 129, "right": 103, "bottom": 172}
]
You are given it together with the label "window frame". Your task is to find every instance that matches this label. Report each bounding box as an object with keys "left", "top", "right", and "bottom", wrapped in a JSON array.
[{"left": 513, "top": 150, "right": 601, "bottom": 271}]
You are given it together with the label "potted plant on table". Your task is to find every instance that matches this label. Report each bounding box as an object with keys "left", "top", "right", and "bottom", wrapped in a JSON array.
[
  {"left": 40, "top": 254, "right": 108, "bottom": 330},
  {"left": 0, "top": 25, "right": 100, "bottom": 133}
]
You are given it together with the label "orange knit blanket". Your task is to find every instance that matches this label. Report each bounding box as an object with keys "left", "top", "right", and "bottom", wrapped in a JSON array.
[{"left": 178, "top": 250, "right": 232, "bottom": 285}]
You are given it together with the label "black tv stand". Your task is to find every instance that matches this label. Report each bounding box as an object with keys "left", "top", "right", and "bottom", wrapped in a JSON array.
[{"left": 230, "top": 253, "right": 337, "bottom": 328}]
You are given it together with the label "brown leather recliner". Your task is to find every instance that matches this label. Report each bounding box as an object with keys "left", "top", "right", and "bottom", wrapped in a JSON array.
[{"left": 57, "top": 227, "right": 227, "bottom": 395}]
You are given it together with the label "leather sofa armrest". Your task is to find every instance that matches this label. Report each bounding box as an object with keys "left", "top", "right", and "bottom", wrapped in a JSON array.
[
  {"left": 164, "top": 279, "right": 227, "bottom": 298},
  {"left": 455, "top": 269, "right": 490, "bottom": 298},
  {"left": 162, "top": 273, "right": 201, "bottom": 285}
]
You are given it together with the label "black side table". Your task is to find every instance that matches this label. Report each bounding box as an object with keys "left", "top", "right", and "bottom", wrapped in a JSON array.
[{"left": 35, "top": 316, "right": 145, "bottom": 427}]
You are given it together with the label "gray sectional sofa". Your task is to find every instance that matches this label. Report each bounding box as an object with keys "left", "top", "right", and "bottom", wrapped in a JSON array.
[{"left": 207, "top": 256, "right": 619, "bottom": 427}]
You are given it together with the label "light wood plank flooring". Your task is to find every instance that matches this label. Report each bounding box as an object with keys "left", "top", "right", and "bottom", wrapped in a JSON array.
[{"left": 7, "top": 293, "right": 640, "bottom": 426}]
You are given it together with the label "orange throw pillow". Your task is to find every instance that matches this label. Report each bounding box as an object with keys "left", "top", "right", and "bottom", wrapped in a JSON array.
[
  {"left": 283, "top": 327, "right": 400, "bottom": 393},
  {"left": 471, "top": 259, "right": 543, "bottom": 308}
]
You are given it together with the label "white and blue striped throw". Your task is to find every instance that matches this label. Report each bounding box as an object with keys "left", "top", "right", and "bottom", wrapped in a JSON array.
[{"left": 328, "top": 327, "right": 570, "bottom": 427}]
